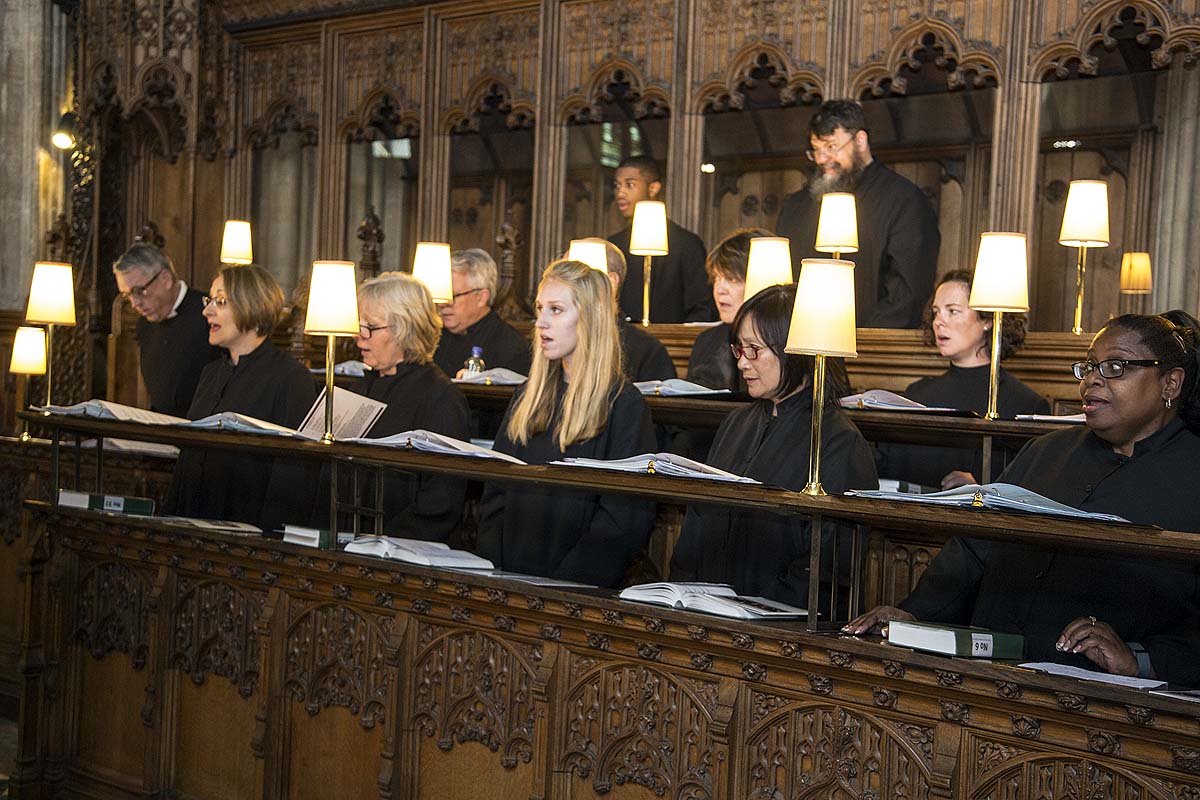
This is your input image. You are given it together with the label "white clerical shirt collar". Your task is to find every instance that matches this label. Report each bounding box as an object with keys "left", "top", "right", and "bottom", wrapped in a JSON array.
[{"left": 166, "top": 280, "right": 188, "bottom": 319}]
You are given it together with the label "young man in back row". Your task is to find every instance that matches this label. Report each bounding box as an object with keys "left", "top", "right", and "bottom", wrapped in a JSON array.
[{"left": 606, "top": 156, "right": 716, "bottom": 324}]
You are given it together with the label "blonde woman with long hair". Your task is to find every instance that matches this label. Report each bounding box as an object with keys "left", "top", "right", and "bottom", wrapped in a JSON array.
[{"left": 476, "top": 259, "right": 656, "bottom": 586}]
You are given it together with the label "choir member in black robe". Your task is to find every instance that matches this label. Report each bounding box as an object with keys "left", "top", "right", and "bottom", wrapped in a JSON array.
[
  {"left": 846, "top": 311, "right": 1200, "bottom": 686},
  {"left": 477, "top": 259, "right": 656, "bottom": 587},
  {"left": 113, "top": 242, "right": 220, "bottom": 417},
  {"left": 606, "top": 156, "right": 715, "bottom": 323},
  {"left": 671, "top": 285, "right": 878, "bottom": 610},
  {"left": 168, "top": 265, "right": 316, "bottom": 532},
  {"left": 775, "top": 100, "right": 939, "bottom": 328},
  {"left": 877, "top": 271, "right": 1049, "bottom": 488},
  {"left": 350, "top": 272, "right": 469, "bottom": 540},
  {"left": 433, "top": 248, "right": 531, "bottom": 378}
]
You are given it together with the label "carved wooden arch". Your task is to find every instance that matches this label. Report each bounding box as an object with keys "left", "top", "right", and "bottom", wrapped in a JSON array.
[
  {"left": 170, "top": 578, "right": 264, "bottom": 698},
  {"left": 442, "top": 74, "right": 536, "bottom": 135},
  {"left": 124, "top": 57, "right": 189, "bottom": 163},
  {"left": 558, "top": 58, "right": 671, "bottom": 125},
  {"left": 73, "top": 559, "right": 152, "bottom": 668},
  {"left": 696, "top": 42, "right": 824, "bottom": 113},
  {"left": 339, "top": 86, "right": 421, "bottom": 144},
  {"left": 245, "top": 97, "right": 319, "bottom": 150},
  {"left": 966, "top": 750, "right": 1196, "bottom": 797},
  {"left": 1031, "top": 0, "right": 1200, "bottom": 80},
  {"left": 850, "top": 18, "right": 1002, "bottom": 98}
]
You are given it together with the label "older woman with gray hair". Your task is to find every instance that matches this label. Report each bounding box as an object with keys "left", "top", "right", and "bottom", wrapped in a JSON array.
[{"left": 350, "top": 271, "right": 470, "bottom": 540}]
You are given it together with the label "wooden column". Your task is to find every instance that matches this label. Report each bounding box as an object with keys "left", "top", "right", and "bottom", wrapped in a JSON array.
[
  {"left": 824, "top": 0, "right": 855, "bottom": 99},
  {"left": 1152, "top": 61, "right": 1200, "bottom": 315},
  {"left": 529, "top": 0, "right": 564, "bottom": 289},
  {"left": 419, "top": 8, "right": 450, "bottom": 242},
  {"left": 988, "top": 4, "right": 1039, "bottom": 238},
  {"left": 666, "top": 0, "right": 702, "bottom": 234}
]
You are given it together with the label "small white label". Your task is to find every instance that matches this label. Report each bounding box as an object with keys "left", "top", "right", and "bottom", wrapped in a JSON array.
[
  {"left": 103, "top": 496, "right": 125, "bottom": 512},
  {"left": 971, "top": 633, "right": 994, "bottom": 657}
]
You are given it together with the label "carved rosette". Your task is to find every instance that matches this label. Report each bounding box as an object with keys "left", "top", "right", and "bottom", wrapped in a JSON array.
[
  {"left": 74, "top": 561, "right": 151, "bottom": 667},
  {"left": 743, "top": 701, "right": 934, "bottom": 798},
  {"left": 172, "top": 579, "right": 264, "bottom": 697},
  {"left": 410, "top": 627, "right": 542, "bottom": 769},
  {"left": 282, "top": 603, "right": 396, "bottom": 729},
  {"left": 558, "top": 662, "right": 725, "bottom": 798}
]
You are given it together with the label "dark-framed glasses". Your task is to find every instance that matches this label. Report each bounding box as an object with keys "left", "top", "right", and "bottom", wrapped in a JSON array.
[
  {"left": 451, "top": 287, "right": 483, "bottom": 301},
  {"left": 805, "top": 136, "right": 855, "bottom": 163},
  {"left": 730, "top": 343, "right": 767, "bottom": 361},
  {"left": 358, "top": 323, "right": 389, "bottom": 339},
  {"left": 201, "top": 295, "right": 229, "bottom": 309},
  {"left": 1071, "top": 358, "right": 1161, "bottom": 379},
  {"left": 119, "top": 269, "right": 165, "bottom": 302}
]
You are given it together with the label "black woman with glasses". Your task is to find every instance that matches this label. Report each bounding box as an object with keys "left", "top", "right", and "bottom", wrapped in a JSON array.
[
  {"left": 112, "top": 242, "right": 220, "bottom": 417},
  {"left": 846, "top": 311, "right": 1200, "bottom": 686},
  {"left": 345, "top": 272, "right": 469, "bottom": 541},
  {"left": 670, "top": 285, "right": 877, "bottom": 610},
  {"left": 168, "top": 264, "right": 316, "bottom": 532}
]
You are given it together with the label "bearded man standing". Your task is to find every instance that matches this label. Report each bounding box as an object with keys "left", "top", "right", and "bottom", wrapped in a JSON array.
[{"left": 775, "top": 100, "right": 940, "bottom": 328}]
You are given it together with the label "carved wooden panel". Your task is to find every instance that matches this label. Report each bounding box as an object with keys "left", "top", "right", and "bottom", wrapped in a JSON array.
[
  {"left": 240, "top": 36, "right": 323, "bottom": 142},
  {"left": 334, "top": 24, "right": 425, "bottom": 134},
  {"left": 852, "top": 0, "right": 1005, "bottom": 67},
  {"left": 440, "top": 9, "right": 540, "bottom": 132},
  {"left": 557, "top": 655, "right": 732, "bottom": 798},
  {"left": 74, "top": 560, "right": 152, "bottom": 668},
  {"left": 409, "top": 622, "right": 546, "bottom": 766},
  {"left": 743, "top": 693, "right": 937, "bottom": 798},
  {"left": 171, "top": 577, "right": 265, "bottom": 698},
  {"left": 282, "top": 600, "right": 399, "bottom": 728}
]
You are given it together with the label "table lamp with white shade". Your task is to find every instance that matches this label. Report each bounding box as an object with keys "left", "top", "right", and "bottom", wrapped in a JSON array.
[
  {"left": 1058, "top": 180, "right": 1109, "bottom": 335},
  {"left": 814, "top": 192, "right": 859, "bottom": 260},
  {"left": 1120, "top": 252, "right": 1152, "bottom": 295},
  {"left": 10, "top": 326, "right": 46, "bottom": 441},
  {"left": 411, "top": 242, "right": 454, "bottom": 305},
  {"left": 25, "top": 261, "right": 76, "bottom": 410},
  {"left": 785, "top": 258, "right": 857, "bottom": 496},
  {"left": 743, "top": 237, "right": 793, "bottom": 300},
  {"left": 629, "top": 200, "right": 669, "bottom": 326},
  {"left": 968, "top": 233, "right": 1030, "bottom": 420},
  {"left": 220, "top": 220, "right": 254, "bottom": 265},
  {"left": 567, "top": 239, "right": 609, "bottom": 274},
  {"left": 304, "top": 260, "right": 360, "bottom": 444}
]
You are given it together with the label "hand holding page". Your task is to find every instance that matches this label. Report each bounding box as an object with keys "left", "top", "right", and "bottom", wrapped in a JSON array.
[
  {"left": 552, "top": 453, "right": 760, "bottom": 484},
  {"left": 846, "top": 482, "right": 1130, "bottom": 523},
  {"left": 297, "top": 386, "right": 386, "bottom": 440},
  {"left": 837, "top": 389, "right": 958, "bottom": 413},
  {"left": 634, "top": 378, "right": 731, "bottom": 396},
  {"left": 453, "top": 368, "right": 528, "bottom": 385},
  {"left": 344, "top": 429, "right": 527, "bottom": 464}
]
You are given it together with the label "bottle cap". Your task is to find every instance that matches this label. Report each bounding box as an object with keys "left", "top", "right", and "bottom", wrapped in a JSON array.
[{"left": 471, "top": 346, "right": 483, "bottom": 357}]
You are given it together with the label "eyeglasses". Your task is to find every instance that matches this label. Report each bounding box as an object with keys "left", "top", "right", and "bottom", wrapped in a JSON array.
[
  {"left": 450, "top": 288, "right": 483, "bottom": 302},
  {"left": 201, "top": 295, "right": 229, "bottom": 309},
  {"left": 730, "top": 343, "right": 768, "bottom": 361},
  {"left": 119, "top": 269, "right": 165, "bottom": 302},
  {"left": 1071, "top": 358, "right": 1161, "bottom": 379},
  {"left": 805, "top": 136, "right": 856, "bottom": 163},
  {"left": 358, "top": 324, "right": 389, "bottom": 339}
]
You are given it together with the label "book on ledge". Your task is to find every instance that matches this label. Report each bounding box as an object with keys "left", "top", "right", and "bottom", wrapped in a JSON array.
[
  {"left": 307, "top": 359, "right": 368, "bottom": 377},
  {"left": 887, "top": 620, "right": 1024, "bottom": 659},
  {"left": 343, "top": 429, "right": 526, "bottom": 464},
  {"left": 58, "top": 489, "right": 155, "bottom": 516},
  {"left": 619, "top": 583, "right": 807, "bottom": 620},
  {"left": 38, "top": 399, "right": 188, "bottom": 425},
  {"left": 281, "top": 524, "right": 356, "bottom": 549},
  {"left": 453, "top": 368, "right": 528, "bottom": 385},
  {"left": 551, "top": 453, "right": 760, "bottom": 484},
  {"left": 343, "top": 536, "right": 494, "bottom": 569},
  {"left": 175, "top": 411, "right": 298, "bottom": 436},
  {"left": 1015, "top": 413, "right": 1086, "bottom": 424},
  {"left": 157, "top": 517, "right": 263, "bottom": 535},
  {"left": 297, "top": 386, "right": 386, "bottom": 440},
  {"left": 634, "top": 378, "right": 731, "bottom": 396},
  {"left": 845, "top": 482, "right": 1130, "bottom": 523},
  {"left": 837, "top": 389, "right": 963, "bottom": 414}
]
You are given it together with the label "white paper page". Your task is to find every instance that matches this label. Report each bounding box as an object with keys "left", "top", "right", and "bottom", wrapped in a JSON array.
[
  {"left": 1015, "top": 413, "right": 1086, "bottom": 423},
  {"left": 1018, "top": 662, "right": 1166, "bottom": 690},
  {"left": 297, "top": 386, "right": 386, "bottom": 440},
  {"left": 634, "top": 379, "right": 731, "bottom": 396},
  {"left": 345, "top": 429, "right": 527, "bottom": 464},
  {"left": 453, "top": 368, "right": 528, "bottom": 385}
]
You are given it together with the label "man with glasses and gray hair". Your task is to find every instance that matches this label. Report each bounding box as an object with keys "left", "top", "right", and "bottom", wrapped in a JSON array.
[
  {"left": 432, "top": 248, "right": 532, "bottom": 378},
  {"left": 775, "top": 99, "right": 940, "bottom": 328},
  {"left": 112, "top": 242, "right": 219, "bottom": 416}
]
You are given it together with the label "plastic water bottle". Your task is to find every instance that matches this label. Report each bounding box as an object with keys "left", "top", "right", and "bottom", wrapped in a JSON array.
[{"left": 464, "top": 346, "right": 486, "bottom": 375}]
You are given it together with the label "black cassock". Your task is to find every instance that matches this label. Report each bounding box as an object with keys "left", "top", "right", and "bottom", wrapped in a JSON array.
[
  {"left": 168, "top": 341, "right": 317, "bottom": 532},
  {"left": 433, "top": 310, "right": 531, "bottom": 379},
  {"left": 347, "top": 363, "right": 469, "bottom": 541},
  {"left": 687, "top": 323, "right": 740, "bottom": 393},
  {"left": 609, "top": 220, "right": 715, "bottom": 323},
  {"left": 877, "top": 364, "right": 1049, "bottom": 487},
  {"left": 671, "top": 390, "right": 878, "bottom": 609},
  {"left": 619, "top": 319, "right": 676, "bottom": 382},
  {"left": 477, "top": 379, "right": 657, "bottom": 587},
  {"left": 136, "top": 286, "right": 221, "bottom": 418},
  {"left": 900, "top": 418, "right": 1200, "bottom": 686}
]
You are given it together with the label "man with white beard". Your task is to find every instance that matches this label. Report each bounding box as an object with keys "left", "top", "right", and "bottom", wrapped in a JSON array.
[{"left": 775, "top": 100, "right": 940, "bottom": 328}]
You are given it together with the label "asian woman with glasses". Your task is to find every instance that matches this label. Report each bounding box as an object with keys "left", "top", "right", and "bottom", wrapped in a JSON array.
[
  {"left": 670, "top": 284, "right": 877, "bottom": 611},
  {"left": 846, "top": 311, "right": 1200, "bottom": 687}
]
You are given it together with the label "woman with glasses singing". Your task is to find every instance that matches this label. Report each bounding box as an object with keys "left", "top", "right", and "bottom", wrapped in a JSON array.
[
  {"left": 476, "top": 260, "right": 656, "bottom": 587},
  {"left": 877, "top": 270, "right": 1049, "bottom": 490},
  {"left": 348, "top": 272, "right": 469, "bottom": 540},
  {"left": 670, "top": 285, "right": 878, "bottom": 610},
  {"left": 846, "top": 311, "right": 1200, "bottom": 686},
  {"left": 169, "top": 264, "right": 317, "bottom": 531}
]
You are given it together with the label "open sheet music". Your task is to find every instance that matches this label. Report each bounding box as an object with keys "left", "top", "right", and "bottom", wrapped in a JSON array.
[
  {"left": 551, "top": 453, "right": 759, "bottom": 484},
  {"left": 847, "top": 482, "right": 1130, "bottom": 523}
]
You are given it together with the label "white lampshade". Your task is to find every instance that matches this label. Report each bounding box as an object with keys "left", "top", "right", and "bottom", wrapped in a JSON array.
[
  {"left": 629, "top": 201, "right": 669, "bottom": 256},
  {"left": 785, "top": 258, "right": 857, "bottom": 357},
  {"left": 744, "top": 237, "right": 793, "bottom": 299},
  {"left": 9, "top": 326, "right": 46, "bottom": 375},
  {"left": 304, "top": 261, "right": 360, "bottom": 335},
  {"left": 969, "top": 232, "right": 1030, "bottom": 312},
  {"left": 220, "top": 220, "right": 254, "bottom": 265},
  {"left": 1058, "top": 180, "right": 1110, "bottom": 247},
  {"left": 568, "top": 239, "right": 609, "bottom": 274},
  {"left": 26, "top": 261, "right": 76, "bottom": 325},
  {"left": 1120, "top": 252, "right": 1153, "bottom": 294},
  {"left": 411, "top": 242, "right": 453, "bottom": 304},
  {"left": 814, "top": 192, "right": 859, "bottom": 255}
]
